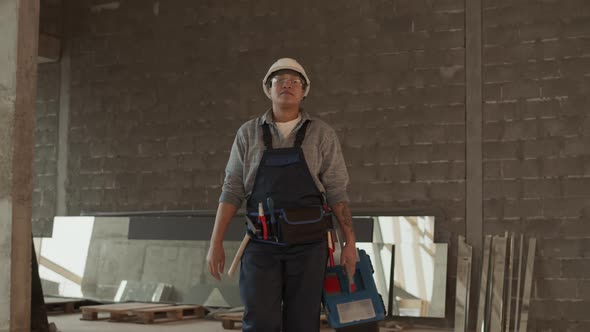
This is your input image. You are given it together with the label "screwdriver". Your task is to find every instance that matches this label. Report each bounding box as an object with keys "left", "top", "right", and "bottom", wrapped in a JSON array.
[{"left": 267, "top": 197, "right": 278, "bottom": 242}]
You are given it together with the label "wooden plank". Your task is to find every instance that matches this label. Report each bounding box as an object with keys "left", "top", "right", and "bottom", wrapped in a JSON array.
[
  {"left": 217, "top": 313, "right": 243, "bottom": 321},
  {"left": 455, "top": 236, "right": 472, "bottom": 332},
  {"left": 504, "top": 234, "right": 515, "bottom": 332},
  {"left": 81, "top": 302, "right": 167, "bottom": 311},
  {"left": 131, "top": 304, "right": 201, "bottom": 313},
  {"left": 38, "top": 256, "right": 83, "bottom": 285},
  {"left": 489, "top": 236, "right": 507, "bottom": 332},
  {"left": 513, "top": 234, "right": 524, "bottom": 332},
  {"left": 44, "top": 297, "right": 81, "bottom": 304},
  {"left": 476, "top": 236, "right": 492, "bottom": 331},
  {"left": 518, "top": 238, "right": 536, "bottom": 332}
]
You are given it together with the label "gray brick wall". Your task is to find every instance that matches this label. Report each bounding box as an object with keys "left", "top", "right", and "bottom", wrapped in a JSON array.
[
  {"left": 39, "top": 0, "right": 61, "bottom": 37},
  {"left": 28, "top": 0, "right": 587, "bottom": 329},
  {"left": 33, "top": 63, "right": 59, "bottom": 237},
  {"left": 65, "top": 0, "right": 465, "bottom": 223},
  {"left": 483, "top": 0, "right": 590, "bottom": 330},
  {"left": 32, "top": 0, "right": 62, "bottom": 236},
  {"left": 61, "top": 1, "right": 465, "bottom": 326}
]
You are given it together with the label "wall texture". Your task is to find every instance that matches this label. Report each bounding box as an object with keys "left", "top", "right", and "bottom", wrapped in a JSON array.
[
  {"left": 61, "top": 0, "right": 465, "bottom": 259},
  {"left": 482, "top": 0, "right": 590, "bottom": 330},
  {"left": 30, "top": 0, "right": 590, "bottom": 330},
  {"left": 62, "top": 0, "right": 465, "bottom": 327},
  {"left": 33, "top": 0, "right": 62, "bottom": 236},
  {"left": 33, "top": 62, "right": 59, "bottom": 237}
]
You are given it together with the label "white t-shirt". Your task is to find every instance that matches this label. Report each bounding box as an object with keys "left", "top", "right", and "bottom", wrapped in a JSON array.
[{"left": 275, "top": 115, "right": 301, "bottom": 139}]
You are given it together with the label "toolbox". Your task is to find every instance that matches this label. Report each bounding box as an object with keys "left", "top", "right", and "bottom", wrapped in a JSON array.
[{"left": 322, "top": 249, "right": 386, "bottom": 329}]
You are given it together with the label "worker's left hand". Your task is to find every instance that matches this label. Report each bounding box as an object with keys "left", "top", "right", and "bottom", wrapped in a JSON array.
[{"left": 340, "top": 242, "right": 357, "bottom": 278}]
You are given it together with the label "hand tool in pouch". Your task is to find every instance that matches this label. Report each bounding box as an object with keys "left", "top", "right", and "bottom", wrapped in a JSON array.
[
  {"left": 344, "top": 247, "right": 360, "bottom": 293},
  {"left": 228, "top": 234, "right": 250, "bottom": 277},
  {"left": 324, "top": 230, "right": 341, "bottom": 293},
  {"left": 258, "top": 202, "right": 268, "bottom": 240},
  {"left": 267, "top": 197, "right": 278, "bottom": 241},
  {"left": 245, "top": 215, "right": 259, "bottom": 235},
  {"left": 327, "top": 230, "right": 335, "bottom": 267},
  {"left": 228, "top": 212, "right": 264, "bottom": 277}
]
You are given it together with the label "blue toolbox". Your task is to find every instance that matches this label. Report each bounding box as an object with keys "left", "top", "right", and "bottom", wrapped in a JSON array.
[{"left": 322, "top": 249, "right": 386, "bottom": 328}]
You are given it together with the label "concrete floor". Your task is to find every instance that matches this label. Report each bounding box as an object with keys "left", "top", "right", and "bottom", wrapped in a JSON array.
[{"left": 48, "top": 314, "right": 450, "bottom": 332}]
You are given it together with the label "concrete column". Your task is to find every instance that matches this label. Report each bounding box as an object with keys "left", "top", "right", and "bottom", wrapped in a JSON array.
[
  {"left": 0, "top": 0, "right": 40, "bottom": 331},
  {"left": 466, "top": 0, "right": 483, "bottom": 329}
]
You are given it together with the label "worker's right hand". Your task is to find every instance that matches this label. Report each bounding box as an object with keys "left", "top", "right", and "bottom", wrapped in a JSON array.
[{"left": 207, "top": 243, "right": 225, "bottom": 281}]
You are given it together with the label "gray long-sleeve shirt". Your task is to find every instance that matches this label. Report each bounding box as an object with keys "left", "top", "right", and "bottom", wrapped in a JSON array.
[{"left": 219, "top": 109, "right": 350, "bottom": 208}]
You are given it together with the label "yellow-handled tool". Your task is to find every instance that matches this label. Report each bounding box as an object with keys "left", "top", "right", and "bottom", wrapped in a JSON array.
[{"left": 227, "top": 233, "right": 250, "bottom": 277}]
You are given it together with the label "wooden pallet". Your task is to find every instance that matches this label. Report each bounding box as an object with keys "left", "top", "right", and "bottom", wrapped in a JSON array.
[
  {"left": 80, "top": 303, "right": 169, "bottom": 321},
  {"left": 133, "top": 305, "right": 205, "bottom": 324},
  {"left": 217, "top": 313, "right": 242, "bottom": 330},
  {"left": 45, "top": 297, "right": 83, "bottom": 315},
  {"left": 217, "top": 312, "right": 329, "bottom": 330}
]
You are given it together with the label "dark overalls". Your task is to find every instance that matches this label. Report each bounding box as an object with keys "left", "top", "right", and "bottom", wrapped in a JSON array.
[{"left": 240, "top": 120, "right": 329, "bottom": 332}]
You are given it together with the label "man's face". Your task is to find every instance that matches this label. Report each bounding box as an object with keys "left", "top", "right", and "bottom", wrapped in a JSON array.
[{"left": 269, "top": 70, "right": 306, "bottom": 107}]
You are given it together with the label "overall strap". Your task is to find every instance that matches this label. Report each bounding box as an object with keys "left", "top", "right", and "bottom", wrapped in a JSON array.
[
  {"left": 294, "top": 120, "right": 311, "bottom": 148},
  {"left": 262, "top": 123, "right": 273, "bottom": 150}
]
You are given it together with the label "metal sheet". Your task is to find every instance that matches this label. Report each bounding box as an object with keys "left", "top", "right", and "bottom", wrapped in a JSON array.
[
  {"left": 356, "top": 242, "right": 448, "bottom": 318},
  {"left": 430, "top": 244, "right": 448, "bottom": 317},
  {"left": 504, "top": 234, "right": 515, "bottom": 332},
  {"left": 513, "top": 234, "right": 524, "bottom": 332},
  {"left": 113, "top": 280, "right": 173, "bottom": 303},
  {"left": 518, "top": 238, "right": 536, "bottom": 332},
  {"left": 476, "top": 235, "right": 492, "bottom": 332},
  {"left": 489, "top": 236, "right": 507, "bottom": 332},
  {"left": 454, "top": 236, "right": 472, "bottom": 332},
  {"left": 388, "top": 244, "right": 399, "bottom": 317}
]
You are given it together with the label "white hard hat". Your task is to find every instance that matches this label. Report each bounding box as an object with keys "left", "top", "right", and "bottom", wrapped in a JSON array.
[{"left": 262, "top": 58, "right": 310, "bottom": 99}]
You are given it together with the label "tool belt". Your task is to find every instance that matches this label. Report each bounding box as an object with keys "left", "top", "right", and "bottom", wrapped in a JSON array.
[{"left": 246, "top": 206, "right": 333, "bottom": 245}]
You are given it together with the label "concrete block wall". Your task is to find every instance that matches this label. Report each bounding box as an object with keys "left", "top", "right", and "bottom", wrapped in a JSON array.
[
  {"left": 482, "top": 0, "right": 590, "bottom": 330},
  {"left": 61, "top": 0, "right": 464, "bottom": 327},
  {"left": 29, "top": 0, "right": 590, "bottom": 329},
  {"left": 65, "top": 0, "right": 466, "bottom": 242},
  {"left": 32, "top": 0, "right": 62, "bottom": 237},
  {"left": 39, "top": 0, "right": 61, "bottom": 37},
  {"left": 33, "top": 63, "right": 59, "bottom": 237}
]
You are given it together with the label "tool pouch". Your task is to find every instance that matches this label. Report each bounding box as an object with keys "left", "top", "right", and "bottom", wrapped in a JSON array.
[
  {"left": 247, "top": 206, "right": 333, "bottom": 245},
  {"left": 278, "top": 206, "right": 333, "bottom": 245}
]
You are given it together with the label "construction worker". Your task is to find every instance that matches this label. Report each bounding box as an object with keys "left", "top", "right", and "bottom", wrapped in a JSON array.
[{"left": 207, "top": 58, "right": 357, "bottom": 332}]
